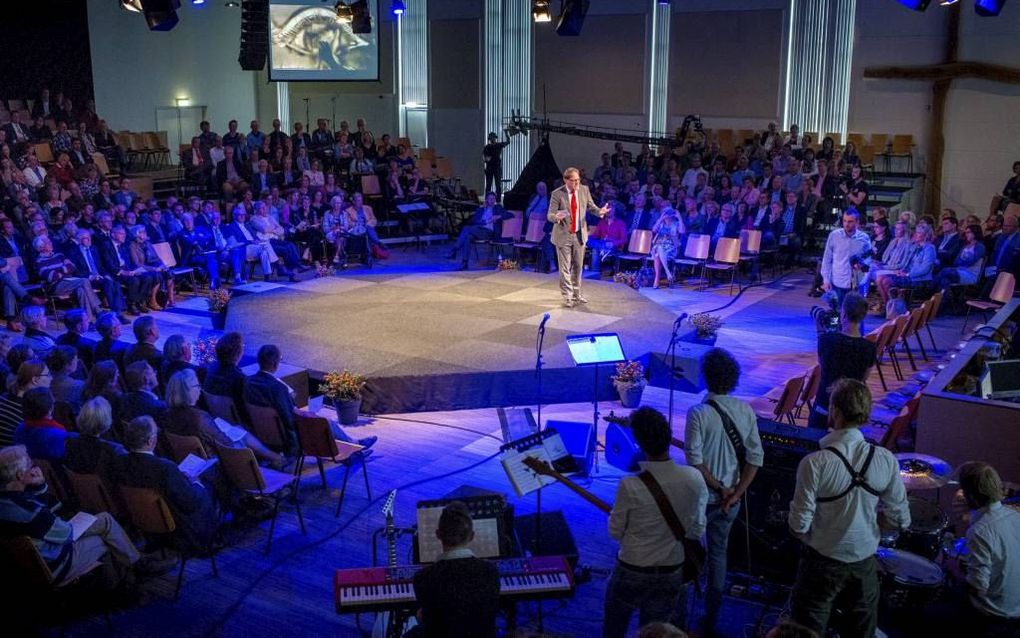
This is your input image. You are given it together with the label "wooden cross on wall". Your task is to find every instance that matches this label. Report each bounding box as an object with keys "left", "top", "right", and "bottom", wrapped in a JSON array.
[{"left": 863, "top": 4, "right": 1020, "bottom": 216}]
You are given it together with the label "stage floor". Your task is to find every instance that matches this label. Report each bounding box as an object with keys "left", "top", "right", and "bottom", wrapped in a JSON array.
[{"left": 225, "top": 271, "right": 684, "bottom": 413}]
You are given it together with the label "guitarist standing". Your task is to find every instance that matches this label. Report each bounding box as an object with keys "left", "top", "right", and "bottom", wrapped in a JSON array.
[
  {"left": 605, "top": 407, "right": 708, "bottom": 637},
  {"left": 684, "top": 348, "right": 764, "bottom": 638}
]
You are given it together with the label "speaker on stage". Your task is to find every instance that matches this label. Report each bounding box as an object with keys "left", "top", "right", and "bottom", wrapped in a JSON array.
[
  {"left": 239, "top": 0, "right": 269, "bottom": 71},
  {"left": 546, "top": 420, "right": 595, "bottom": 476},
  {"left": 514, "top": 510, "right": 579, "bottom": 567},
  {"left": 728, "top": 464, "right": 801, "bottom": 583}
]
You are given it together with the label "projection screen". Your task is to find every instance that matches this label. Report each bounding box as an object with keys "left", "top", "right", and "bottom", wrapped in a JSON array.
[{"left": 268, "top": 1, "right": 379, "bottom": 81}]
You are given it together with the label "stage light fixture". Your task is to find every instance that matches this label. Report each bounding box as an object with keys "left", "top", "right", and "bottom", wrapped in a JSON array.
[
  {"left": 939, "top": 0, "right": 959, "bottom": 4},
  {"left": 555, "top": 0, "right": 590, "bottom": 36},
  {"left": 532, "top": 0, "right": 552, "bottom": 23},
  {"left": 334, "top": 1, "right": 353, "bottom": 22},
  {"left": 896, "top": 0, "right": 932, "bottom": 10},
  {"left": 974, "top": 0, "right": 1007, "bottom": 15},
  {"left": 225, "top": 1, "right": 239, "bottom": 6},
  {"left": 391, "top": 0, "right": 405, "bottom": 16},
  {"left": 139, "top": 0, "right": 181, "bottom": 30},
  {"left": 192, "top": 0, "right": 206, "bottom": 5},
  {"left": 120, "top": 0, "right": 143, "bottom": 12}
]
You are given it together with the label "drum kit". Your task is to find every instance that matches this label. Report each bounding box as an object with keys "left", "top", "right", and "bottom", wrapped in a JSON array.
[{"left": 876, "top": 453, "right": 956, "bottom": 611}]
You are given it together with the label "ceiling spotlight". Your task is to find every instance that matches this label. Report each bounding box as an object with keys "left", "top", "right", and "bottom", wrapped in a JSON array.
[
  {"left": 533, "top": 0, "right": 551, "bottom": 23},
  {"left": 895, "top": 0, "right": 932, "bottom": 10},
  {"left": 225, "top": 1, "right": 239, "bottom": 6},
  {"left": 192, "top": 0, "right": 206, "bottom": 4},
  {"left": 335, "top": 1, "right": 353, "bottom": 22},
  {"left": 939, "top": 0, "right": 958, "bottom": 4},
  {"left": 120, "top": 0, "right": 144, "bottom": 12},
  {"left": 974, "top": 0, "right": 1007, "bottom": 16},
  {"left": 391, "top": 0, "right": 405, "bottom": 15}
]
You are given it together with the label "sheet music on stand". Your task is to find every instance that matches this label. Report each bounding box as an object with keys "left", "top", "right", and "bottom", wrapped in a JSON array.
[
  {"left": 565, "top": 333, "right": 626, "bottom": 367},
  {"left": 416, "top": 508, "right": 501, "bottom": 564},
  {"left": 499, "top": 428, "right": 576, "bottom": 497}
]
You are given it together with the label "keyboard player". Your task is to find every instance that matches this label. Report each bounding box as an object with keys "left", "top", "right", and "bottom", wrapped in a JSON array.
[{"left": 409, "top": 501, "right": 501, "bottom": 638}]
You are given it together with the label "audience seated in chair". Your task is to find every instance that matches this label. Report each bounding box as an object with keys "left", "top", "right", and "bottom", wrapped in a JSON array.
[
  {"left": 110, "top": 416, "right": 219, "bottom": 552},
  {"left": 13, "top": 386, "right": 74, "bottom": 462},
  {"left": 47, "top": 345, "right": 85, "bottom": 415},
  {"left": 123, "top": 316, "right": 162, "bottom": 373},
  {"left": 0, "top": 444, "right": 140, "bottom": 587},
  {"left": 0, "top": 359, "right": 52, "bottom": 447},
  {"left": 118, "top": 361, "right": 167, "bottom": 426},
  {"left": 202, "top": 332, "right": 249, "bottom": 425},
  {"left": 63, "top": 396, "right": 125, "bottom": 480},
  {"left": 243, "top": 344, "right": 376, "bottom": 456}
]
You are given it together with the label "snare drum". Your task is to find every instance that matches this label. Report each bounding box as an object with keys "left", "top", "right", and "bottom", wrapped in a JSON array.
[
  {"left": 896, "top": 497, "right": 949, "bottom": 560},
  {"left": 875, "top": 547, "right": 944, "bottom": 610}
]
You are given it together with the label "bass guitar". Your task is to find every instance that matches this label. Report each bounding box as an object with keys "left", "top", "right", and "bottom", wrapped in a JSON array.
[{"left": 521, "top": 456, "right": 705, "bottom": 583}]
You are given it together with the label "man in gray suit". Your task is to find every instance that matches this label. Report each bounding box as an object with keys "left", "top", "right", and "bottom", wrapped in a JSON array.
[{"left": 547, "top": 167, "right": 610, "bottom": 307}]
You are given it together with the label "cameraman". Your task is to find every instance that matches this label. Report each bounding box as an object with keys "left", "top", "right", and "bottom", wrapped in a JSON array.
[
  {"left": 808, "top": 292, "right": 876, "bottom": 429},
  {"left": 820, "top": 208, "right": 872, "bottom": 306}
]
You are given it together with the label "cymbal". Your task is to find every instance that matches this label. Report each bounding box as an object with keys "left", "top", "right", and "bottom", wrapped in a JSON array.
[{"left": 895, "top": 453, "right": 953, "bottom": 490}]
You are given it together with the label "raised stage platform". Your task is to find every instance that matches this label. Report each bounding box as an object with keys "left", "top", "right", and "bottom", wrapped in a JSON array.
[{"left": 225, "top": 271, "right": 680, "bottom": 413}]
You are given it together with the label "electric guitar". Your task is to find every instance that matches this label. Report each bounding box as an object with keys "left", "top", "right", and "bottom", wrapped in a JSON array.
[
  {"left": 373, "top": 490, "right": 408, "bottom": 638},
  {"left": 522, "top": 455, "right": 705, "bottom": 583},
  {"left": 603, "top": 411, "right": 684, "bottom": 473}
]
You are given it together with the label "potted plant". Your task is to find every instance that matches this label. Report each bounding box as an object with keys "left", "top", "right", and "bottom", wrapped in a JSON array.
[
  {"left": 687, "top": 312, "right": 723, "bottom": 346},
  {"left": 611, "top": 360, "right": 646, "bottom": 408},
  {"left": 206, "top": 288, "right": 232, "bottom": 331},
  {"left": 321, "top": 369, "right": 368, "bottom": 425}
]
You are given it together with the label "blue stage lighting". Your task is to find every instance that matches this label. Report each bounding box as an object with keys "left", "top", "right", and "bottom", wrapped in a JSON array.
[
  {"left": 896, "top": 0, "right": 932, "bottom": 10},
  {"left": 975, "top": 0, "right": 1007, "bottom": 16},
  {"left": 391, "top": 0, "right": 405, "bottom": 15}
]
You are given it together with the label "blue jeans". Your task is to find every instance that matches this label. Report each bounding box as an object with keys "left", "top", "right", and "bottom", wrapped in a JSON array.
[
  {"left": 703, "top": 502, "right": 740, "bottom": 632},
  {"left": 603, "top": 562, "right": 687, "bottom": 638}
]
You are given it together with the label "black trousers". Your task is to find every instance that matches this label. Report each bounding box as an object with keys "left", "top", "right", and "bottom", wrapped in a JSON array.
[
  {"left": 485, "top": 164, "right": 502, "bottom": 197},
  {"left": 790, "top": 546, "right": 879, "bottom": 638}
]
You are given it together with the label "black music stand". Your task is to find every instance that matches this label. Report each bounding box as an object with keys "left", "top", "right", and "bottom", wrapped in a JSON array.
[{"left": 566, "top": 333, "right": 627, "bottom": 446}]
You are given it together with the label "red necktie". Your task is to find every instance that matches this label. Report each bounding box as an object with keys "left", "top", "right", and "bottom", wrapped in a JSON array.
[{"left": 570, "top": 191, "right": 578, "bottom": 233}]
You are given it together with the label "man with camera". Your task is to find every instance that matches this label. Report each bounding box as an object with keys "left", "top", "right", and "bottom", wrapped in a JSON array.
[
  {"left": 820, "top": 208, "right": 872, "bottom": 306},
  {"left": 808, "top": 292, "right": 875, "bottom": 429}
]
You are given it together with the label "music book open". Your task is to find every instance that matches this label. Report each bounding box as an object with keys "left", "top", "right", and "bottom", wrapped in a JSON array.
[
  {"left": 214, "top": 417, "right": 249, "bottom": 443},
  {"left": 178, "top": 453, "right": 217, "bottom": 480},
  {"left": 499, "top": 429, "right": 575, "bottom": 497}
]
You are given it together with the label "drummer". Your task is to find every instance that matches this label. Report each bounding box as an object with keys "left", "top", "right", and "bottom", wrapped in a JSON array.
[
  {"left": 956, "top": 462, "right": 1020, "bottom": 636},
  {"left": 787, "top": 379, "right": 911, "bottom": 637}
]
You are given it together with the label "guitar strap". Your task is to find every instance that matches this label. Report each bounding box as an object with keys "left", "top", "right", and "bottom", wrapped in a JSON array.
[
  {"left": 637, "top": 471, "right": 687, "bottom": 542},
  {"left": 705, "top": 399, "right": 746, "bottom": 472}
]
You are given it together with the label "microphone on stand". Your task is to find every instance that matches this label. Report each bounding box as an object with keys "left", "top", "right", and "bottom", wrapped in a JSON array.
[
  {"left": 673, "top": 312, "right": 689, "bottom": 329},
  {"left": 539, "top": 312, "right": 550, "bottom": 331}
]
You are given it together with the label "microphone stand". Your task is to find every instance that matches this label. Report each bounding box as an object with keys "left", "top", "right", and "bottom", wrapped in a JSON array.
[
  {"left": 533, "top": 316, "right": 548, "bottom": 633},
  {"left": 667, "top": 313, "right": 687, "bottom": 429}
]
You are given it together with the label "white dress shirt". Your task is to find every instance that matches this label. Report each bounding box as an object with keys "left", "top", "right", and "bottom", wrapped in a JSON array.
[
  {"left": 23, "top": 165, "right": 47, "bottom": 188},
  {"left": 609, "top": 460, "right": 707, "bottom": 567},
  {"left": 788, "top": 428, "right": 910, "bottom": 563},
  {"left": 684, "top": 394, "right": 765, "bottom": 504},
  {"left": 966, "top": 502, "right": 1020, "bottom": 619},
  {"left": 821, "top": 227, "right": 872, "bottom": 290}
]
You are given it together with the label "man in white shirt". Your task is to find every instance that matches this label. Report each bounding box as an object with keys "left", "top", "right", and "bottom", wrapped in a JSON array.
[
  {"left": 820, "top": 209, "right": 873, "bottom": 306},
  {"left": 605, "top": 407, "right": 707, "bottom": 637},
  {"left": 681, "top": 155, "right": 708, "bottom": 193},
  {"left": 685, "top": 348, "right": 763, "bottom": 637},
  {"left": 788, "top": 379, "right": 910, "bottom": 637},
  {"left": 958, "top": 462, "right": 1020, "bottom": 636},
  {"left": 22, "top": 155, "right": 47, "bottom": 190}
]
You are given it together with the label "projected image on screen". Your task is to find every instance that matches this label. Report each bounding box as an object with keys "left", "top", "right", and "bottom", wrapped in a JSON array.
[{"left": 269, "top": 1, "right": 379, "bottom": 81}]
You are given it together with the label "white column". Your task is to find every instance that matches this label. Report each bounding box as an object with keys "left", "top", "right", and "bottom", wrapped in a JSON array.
[
  {"left": 276, "top": 81, "right": 290, "bottom": 132},
  {"left": 783, "top": 0, "right": 857, "bottom": 139},
  {"left": 484, "top": 0, "right": 532, "bottom": 191},
  {"left": 647, "top": 0, "right": 670, "bottom": 137},
  {"left": 397, "top": 0, "right": 429, "bottom": 143}
]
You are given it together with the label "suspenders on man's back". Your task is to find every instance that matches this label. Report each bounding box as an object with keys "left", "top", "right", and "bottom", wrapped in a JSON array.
[{"left": 815, "top": 444, "right": 882, "bottom": 503}]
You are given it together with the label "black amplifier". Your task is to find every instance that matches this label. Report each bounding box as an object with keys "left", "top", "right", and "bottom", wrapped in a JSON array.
[{"left": 757, "top": 418, "right": 824, "bottom": 469}]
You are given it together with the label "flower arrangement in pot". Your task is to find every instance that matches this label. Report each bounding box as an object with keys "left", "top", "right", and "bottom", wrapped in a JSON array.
[
  {"left": 192, "top": 336, "right": 219, "bottom": 366},
  {"left": 611, "top": 360, "right": 646, "bottom": 408},
  {"left": 688, "top": 312, "right": 723, "bottom": 344},
  {"left": 207, "top": 288, "right": 232, "bottom": 330},
  {"left": 321, "top": 369, "right": 368, "bottom": 425},
  {"left": 613, "top": 271, "right": 639, "bottom": 290}
]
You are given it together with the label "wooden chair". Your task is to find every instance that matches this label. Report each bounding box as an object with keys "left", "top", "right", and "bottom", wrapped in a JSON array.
[
  {"left": 65, "top": 470, "right": 123, "bottom": 518},
  {"left": 418, "top": 147, "right": 437, "bottom": 161},
  {"left": 884, "top": 313, "right": 909, "bottom": 381},
  {"left": 870, "top": 133, "right": 889, "bottom": 154},
  {"left": 676, "top": 233, "right": 710, "bottom": 284},
  {"left": 752, "top": 375, "right": 806, "bottom": 425},
  {"left": 489, "top": 215, "right": 523, "bottom": 261},
  {"left": 512, "top": 213, "right": 548, "bottom": 269},
  {"left": 739, "top": 229, "right": 763, "bottom": 283},
  {"left": 868, "top": 320, "right": 898, "bottom": 391},
  {"left": 215, "top": 443, "right": 305, "bottom": 553},
  {"left": 152, "top": 241, "right": 198, "bottom": 292},
  {"left": 614, "top": 229, "right": 653, "bottom": 273},
  {"left": 795, "top": 364, "right": 822, "bottom": 420},
  {"left": 33, "top": 142, "right": 55, "bottom": 164},
  {"left": 34, "top": 459, "right": 70, "bottom": 504},
  {"left": 846, "top": 133, "right": 867, "bottom": 149},
  {"left": 164, "top": 432, "right": 208, "bottom": 463},
  {"left": 0, "top": 536, "right": 111, "bottom": 630},
  {"left": 204, "top": 392, "right": 242, "bottom": 424},
  {"left": 962, "top": 271, "right": 1015, "bottom": 333},
  {"left": 899, "top": 306, "right": 928, "bottom": 371},
  {"left": 886, "top": 134, "right": 915, "bottom": 172},
  {"left": 144, "top": 132, "right": 171, "bottom": 167},
  {"left": 434, "top": 158, "right": 454, "bottom": 179},
  {"left": 294, "top": 414, "right": 371, "bottom": 517},
  {"left": 119, "top": 485, "right": 218, "bottom": 599},
  {"left": 920, "top": 290, "right": 943, "bottom": 353},
  {"left": 244, "top": 402, "right": 290, "bottom": 452},
  {"left": 704, "top": 237, "right": 741, "bottom": 295}
]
